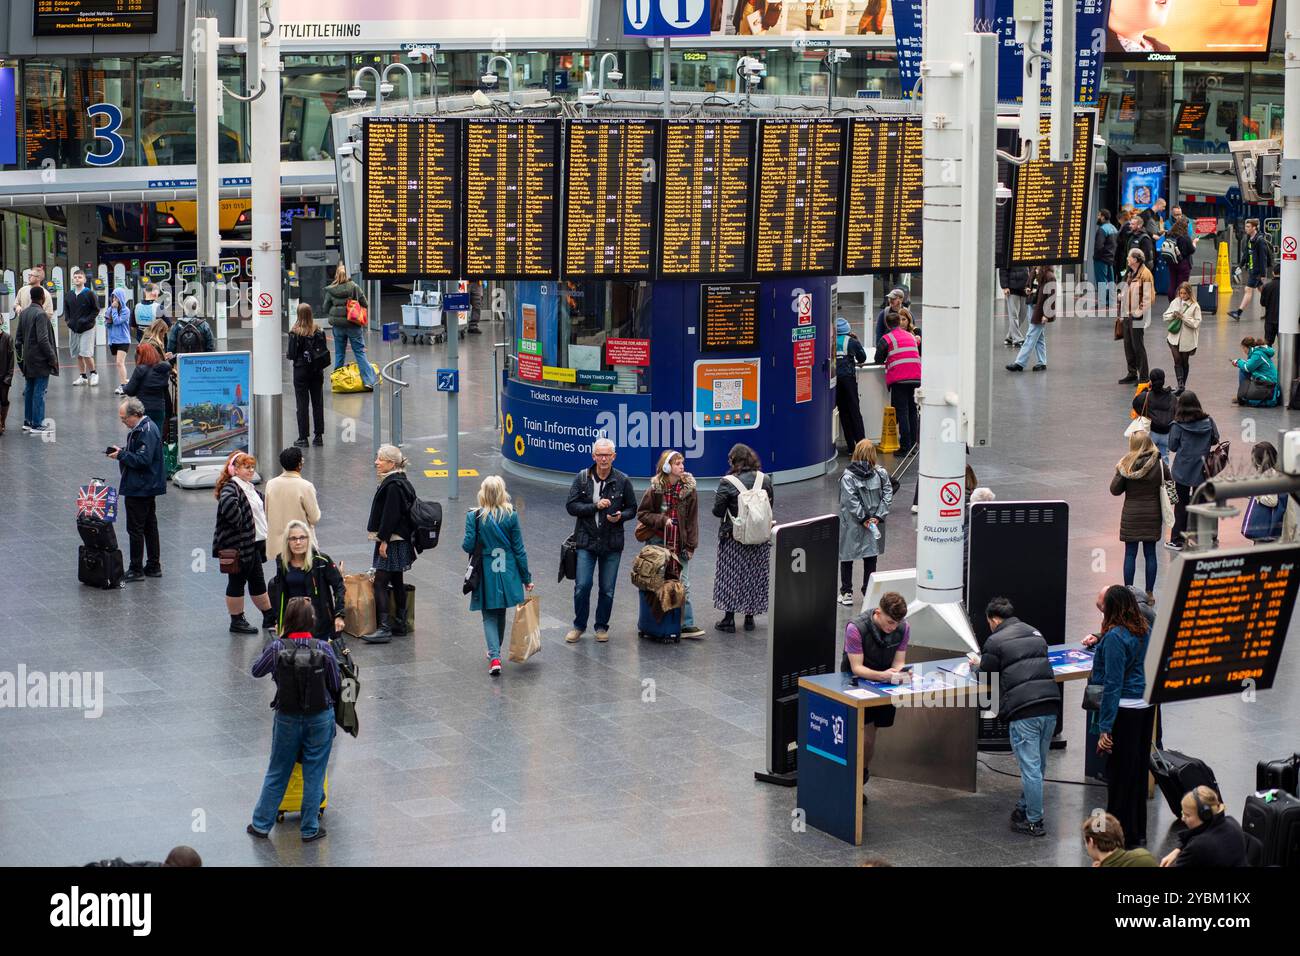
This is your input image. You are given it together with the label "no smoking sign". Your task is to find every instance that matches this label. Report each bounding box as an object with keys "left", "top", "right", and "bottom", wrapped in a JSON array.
[
  {"left": 1284, "top": 236, "right": 1297, "bottom": 262},
  {"left": 939, "top": 481, "right": 963, "bottom": 517}
]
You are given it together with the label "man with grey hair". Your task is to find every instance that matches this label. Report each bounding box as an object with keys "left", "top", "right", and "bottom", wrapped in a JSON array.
[
  {"left": 874, "top": 288, "right": 906, "bottom": 342},
  {"left": 109, "top": 396, "right": 166, "bottom": 582},
  {"left": 564, "top": 437, "right": 638, "bottom": 643}
]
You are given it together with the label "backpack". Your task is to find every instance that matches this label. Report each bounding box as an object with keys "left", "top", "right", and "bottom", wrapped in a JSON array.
[
  {"left": 173, "top": 319, "right": 207, "bottom": 355},
  {"left": 274, "top": 639, "right": 331, "bottom": 715},
  {"left": 724, "top": 471, "right": 773, "bottom": 545},
  {"left": 630, "top": 544, "right": 676, "bottom": 593},
  {"left": 409, "top": 497, "right": 443, "bottom": 552},
  {"left": 1159, "top": 236, "right": 1181, "bottom": 265}
]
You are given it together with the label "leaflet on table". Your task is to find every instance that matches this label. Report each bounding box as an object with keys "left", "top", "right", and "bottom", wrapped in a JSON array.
[{"left": 842, "top": 668, "right": 968, "bottom": 697}]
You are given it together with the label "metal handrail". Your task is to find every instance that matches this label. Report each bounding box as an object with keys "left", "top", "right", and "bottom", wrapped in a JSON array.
[{"left": 380, "top": 355, "right": 411, "bottom": 389}]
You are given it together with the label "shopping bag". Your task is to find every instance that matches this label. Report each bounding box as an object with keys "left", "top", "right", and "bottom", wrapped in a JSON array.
[
  {"left": 343, "top": 569, "right": 376, "bottom": 637},
  {"left": 330, "top": 362, "right": 378, "bottom": 393},
  {"left": 507, "top": 595, "right": 542, "bottom": 664}
]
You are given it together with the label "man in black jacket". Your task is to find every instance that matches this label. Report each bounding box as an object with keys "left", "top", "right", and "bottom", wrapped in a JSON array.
[
  {"left": 1258, "top": 269, "right": 1279, "bottom": 346},
  {"left": 110, "top": 397, "right": 166, "bottom": 582},
  {"left": 14, "top": 285, "right": 58, "bottom": 435},
  {"left": 65, "top": 268, "right": 100, "bottom": 386},
  {"left": 969, "top": 597, "right": 1059, "bottom": 836},
  {"left": 1160, "top": 787, "right": 1248, "bottom": 867},
  {"left": 1125, "top": 213, "right": 1155, "bottom": 276},
  {"left": 564, "top": 438, "right": 638, "bottom": 644},
  {"left": 1230, "top": 218, "right": 1272, "bottom": 321}
]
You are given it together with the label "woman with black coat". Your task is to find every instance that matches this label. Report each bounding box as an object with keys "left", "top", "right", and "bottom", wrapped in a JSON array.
[
  {"left": 212, "top": 451, "right": 274, "bottom": 634},
  {"left": 267, "top": 519, "right": 347, "bottom": 639},
  {"left": 712, "top": 443, "right": 775, "bottom": 633},
  {"left": 122, "top": 342, "right": 172, "bottom": 431},
  {"left": 286, "top": 304, "right": 329, "bottom": 448},
  {"left": 1167, "top": 390, "right": 1219, "bottom": 551},
  {"left": 1110, "top": 431, "right": 1165, "bottom": 597},
  {"left": 361, "top": 444, "right": 417, "bottom": 644},
  {"left": 1132, "top": 368, "right": 1176, "bottom": 461}
]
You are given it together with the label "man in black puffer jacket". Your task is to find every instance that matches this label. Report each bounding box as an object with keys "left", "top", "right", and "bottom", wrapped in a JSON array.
[{"left": 969, "top": 597, "right": 1060, "bottom": 837}]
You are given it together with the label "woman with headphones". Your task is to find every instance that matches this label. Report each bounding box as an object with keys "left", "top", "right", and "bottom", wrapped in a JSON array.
[
  {"left": 1160, "top": 786, "right": 1249, "bottom": 867},
  {"left": 636, "top": 450, "right": 704, "bottom": 639}
]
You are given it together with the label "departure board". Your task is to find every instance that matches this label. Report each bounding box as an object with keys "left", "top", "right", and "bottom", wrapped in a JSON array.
[
  {"left": 1146, "top": 546, "right": 1300, "bottom": 705},
  {"left": 1174, "top": 102, "right": 1210, "bottom": 137},
  {"left": 753, "top": 119, "right": 845, "bottom": 276},
  {"left": 841, "top": 117, "right": 923, "bottom": 274},
  {"left": 700, "top": 284, "right": 760, "bottom": 352},
  {"left": 659, "top": 118, "right": 756, "bottom": 279},
  {"left": 362, "top": 116, "right": 460, "bottom": 278},
  {"left": 1007, "top": 112, "right": 1096, "bottom": 266},
  {"left": 464, "top": 118, "right": 561, "bottom": 279},
  {"left": 34, "top": 1, "right": 159, "bottom": 35},
  {"left": 563, "top": 119, "right": 661, "bottom": 278}
]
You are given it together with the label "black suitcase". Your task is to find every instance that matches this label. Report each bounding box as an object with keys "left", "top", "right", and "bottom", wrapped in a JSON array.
[
  {"left": 1196, "top": 265, "right": 1218, "bottom": 314},
  {"left": 1150, "top": 748, "right": 1221, "bottom": 817},
  {"left": 1241, "top": 789, "right": 1300, "bottom": 866},
  {"left": 78, "top": 545, "right": 124, "bottom": 590},
  {"left": 637, "top": 590, "right": 681, "bottom": 644},
  {"left": 76, "top": 515, "right": 118, "bottom": 550},
  {"left": 1257, "top": 754, "right": 1300, "bottom": 797}
]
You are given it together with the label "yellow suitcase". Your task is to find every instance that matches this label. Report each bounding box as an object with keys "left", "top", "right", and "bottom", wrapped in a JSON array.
[{"left": 276, "top": 762, "right": 328, "bottom": 821}]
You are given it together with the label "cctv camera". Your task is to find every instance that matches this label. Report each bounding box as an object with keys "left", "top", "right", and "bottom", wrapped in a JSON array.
[
  {"left": 379, "top": 81, "right": 394, "bottom": 95},
  {"left": 337, "top": 143, "right": 355, "bottom": 157},
  {"left": 472, "top": 89, "right": 492, "bottom": 108},
  {"left": 995, "top": 182, "right": 1013, "bottom": 205},
  {"left": 346, "top": 88, "right": 366, "bottom": 102},
  {"left": 607, "top": 70, "right": 624, "bottom": 83},
  {"left": 827, "top": 48, "right": 851, "bottom": 65},
  {"left": 481, "top": 73, "right": 499, "bottom": 86},
  {"left": 738, "top": 56, "right": 764, "bottom": 76}
]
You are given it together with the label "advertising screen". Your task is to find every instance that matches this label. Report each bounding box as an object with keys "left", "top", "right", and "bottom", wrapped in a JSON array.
[
  {"left": 177, "top": 352, "right": 253, "bottom": 465},
  {"left": 1120, "top": 158, "right": 1170, "bottom": 211},
  {"left": 712, "top": 0, "right": 897, "bottom": 39},
  {"left": 1105, "top": 0, "right": 1277, "bottom": 61}
]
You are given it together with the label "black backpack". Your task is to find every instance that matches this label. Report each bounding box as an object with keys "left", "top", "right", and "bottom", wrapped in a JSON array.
[
  {"left": 173, "top": 319, "right": 207, "bottom": 355},
  {"left": 409, "top": 497, "right": 443, "bottom": 552},
  {"left": 274, "top": 639, "right": 331, "bottom": 715}
]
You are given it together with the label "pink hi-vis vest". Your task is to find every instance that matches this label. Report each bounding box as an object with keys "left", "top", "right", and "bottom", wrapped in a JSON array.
[{"left": 883, "top": 328, "right": 921, "bottom": 387}]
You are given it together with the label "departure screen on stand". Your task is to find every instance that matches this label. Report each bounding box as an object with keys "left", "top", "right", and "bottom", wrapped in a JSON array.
[
  {"left": 464, "top": 118, "right": 561, "bottom": 279},
  {"left": 700, "top": 283, "right": 760, "bottom": 352},
  {"left": 1146, "top": 546, "right": 1300, "bottom": 705},
  {"left": 34, "top": 1, "right": 159, "bottom": 35},
  {"left": 563, "top": 118, "right": 661, "bottom": 278},
  {"left": 753, "top": 119, "right": 845, "bottom": 276},
  {"left": 659, "top": 118, "right": 756, "bottom": 279},
  {"left": 1007, "top": 112, "right": 1096, "bottom": 266},
  {"left": 362, "top": 116, "right": 461, "bottom": 278},
  {"left": 840, "top": 117, "right": 923, "bottom": 274}
]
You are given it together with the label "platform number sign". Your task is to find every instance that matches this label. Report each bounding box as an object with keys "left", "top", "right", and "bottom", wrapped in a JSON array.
[
  {"left": 436, "top": 369, "right": 460, "bottom": 393},
  {"left": 86, "top": 103, "right": 126, "bottom": 167},
  {"left": 624, "top": 0, "right": 709, "bottom": 37}
]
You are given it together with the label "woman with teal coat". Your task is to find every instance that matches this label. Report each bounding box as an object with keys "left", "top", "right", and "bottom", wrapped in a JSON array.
[
  {"left": 1233, "top": 336, "right": 1280, "bottom": 407},
  {"left": 462, "top": 475, "right": 533, "bottom": 676}
]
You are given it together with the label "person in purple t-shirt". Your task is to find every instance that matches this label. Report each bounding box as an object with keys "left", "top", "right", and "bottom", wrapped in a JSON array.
[{"left": 841, "top": 591, "right": 912, "bottom": 802}]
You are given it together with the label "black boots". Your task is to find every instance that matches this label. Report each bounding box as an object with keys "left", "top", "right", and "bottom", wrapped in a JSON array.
[
  {"left": 0, "top": 403, "right": 7, "bottom": 435},
  {"left": 230, "top": 614, "right": 258, "bottom": 635},
  {"left": 391, "top": 608, "right": 409, "bottom": 637},
  {"left": 715, "top": 613, "right": 736, "bottom": 633},
  {"left": 360, "top": 615, "right": 393, "bottom": 644}
]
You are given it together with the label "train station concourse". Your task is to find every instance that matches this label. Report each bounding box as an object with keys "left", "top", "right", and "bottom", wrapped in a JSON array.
[{"left": 0, "top": 0, "right": 1296, "bottom": 932}]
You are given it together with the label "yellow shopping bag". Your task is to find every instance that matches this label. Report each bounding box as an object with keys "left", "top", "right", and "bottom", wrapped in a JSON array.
[{"left": 330, "top": 362, "right": 379, "bottom": 393}]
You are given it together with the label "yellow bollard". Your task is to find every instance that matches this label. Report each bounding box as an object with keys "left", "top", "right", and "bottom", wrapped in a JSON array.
[
  {"left": 879, "top": 406, "right": 900, "bottom": 454},
  {"left": 1215, "top": 240, "right": 1233, "bottom": 295}
]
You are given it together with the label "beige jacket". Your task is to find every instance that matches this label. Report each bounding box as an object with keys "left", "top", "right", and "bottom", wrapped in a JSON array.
[
  {"left": 14, "top": 283, "right": 55, "bottom": 321},
  {"left": 1123, "top": 267, "right": 1155, "bottom": 328},
  {"left": 1164, "top": 297, "right": 1202, "bottom": 353},
  {"left": 264, "top": 471, "right": 321, "bottom": 559}
]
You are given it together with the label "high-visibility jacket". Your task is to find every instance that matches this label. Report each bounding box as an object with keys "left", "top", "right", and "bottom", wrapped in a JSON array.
[{"left": 882, "top": 328, "right": 921, "bottom": 387}]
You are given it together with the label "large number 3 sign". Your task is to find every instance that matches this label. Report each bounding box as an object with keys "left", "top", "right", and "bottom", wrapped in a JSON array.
[{"left": 86, "top": 103, "right": 125, "bottom": 167}]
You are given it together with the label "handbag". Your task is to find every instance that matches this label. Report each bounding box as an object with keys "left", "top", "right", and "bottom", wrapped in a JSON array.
[
  {"left": 329, "top": 636, "right": 360, "bottom": 737},
  {"left": 1081, "top": 683, "right": 1104, "bottom": 712},
  {"left": 218, "top": 548, "right": 240, "bottom": 575},
  {"left": 1113, "top": 317, "right": 1124, "bottom": 341},
  {"left": 1204, "top": 440, "right": 1230, "bottom": 479},
  {"left": 1238, "top": 374, "right": 1275, "bottom": 405},
  {"left": 1242, "top": 496, "right": 1286, "bottom": 541},
  {"left": 1159, "top": 461, "right": 1177, "bottom": 527},
  {"left": 311, "top": 331, "right": 332, "bottom": 372},
  {"left": 346, "top": 298, "right": 368, "bottom": 328},
  {"left": 558, "top": 534, "right": 578, "bottom": 582},
  {"left": 463, "top": 512, "right": 485, "bottom": 595}
]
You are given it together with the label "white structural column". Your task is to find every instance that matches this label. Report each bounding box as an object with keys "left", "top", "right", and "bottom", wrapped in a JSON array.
[
  {"left": 915, "top": 0, "right": 973, "bottom": 605},
  {"left": 251, "top": 0, "right": 284, "bottom": 470},
  {"left": 1279, "top": 0, "right": 1300, "bottom": 396}
]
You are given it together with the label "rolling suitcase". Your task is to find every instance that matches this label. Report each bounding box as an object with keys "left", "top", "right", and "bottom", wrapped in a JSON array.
[
  {"left": 637, "top": 590, "right": 681, "bottom": 644},
  {"left": 78, "top": 545, "right": 124, "bottom": 590},
  {"left": 76, "top": 515, "right": 118, "bottom": 550},
  {"left": 276, "top": 762, "right": 329, "bottom": 821},
  {"left": 1241, "top": 789, "right": 1300, "bottom": 866},
  {"left": 1149, "top": 748, "right": 1220, "bottom": 817},
  {"left": 1257, "top": 754, "right": 1300, "bottom": 797},
  {"left": 1196, "top": 264, "right": 1218, "bottom": 314}
]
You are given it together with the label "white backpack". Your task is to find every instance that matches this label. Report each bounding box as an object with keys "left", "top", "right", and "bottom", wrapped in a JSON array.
[{"left": 724, "top": 471, "right": 773, "bottom": 545}]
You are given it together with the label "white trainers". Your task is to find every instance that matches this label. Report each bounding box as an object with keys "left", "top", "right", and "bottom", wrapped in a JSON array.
[
  {"left": 838, "top": 592, "right": 855, "bottom": 607},
  {"left": 113, "top": 385, "right": 125, "bottom": 395},
  {"left": 88, "top": 372, "right": 99, "bottom": 386},
  {"left": 72, "top": 375, "right": 88, "bottom": 386}
]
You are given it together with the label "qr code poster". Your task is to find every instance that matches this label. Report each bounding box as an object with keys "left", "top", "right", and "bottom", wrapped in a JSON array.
[{"left": 694, "top": 359, "right": 760, "bottom": 431}]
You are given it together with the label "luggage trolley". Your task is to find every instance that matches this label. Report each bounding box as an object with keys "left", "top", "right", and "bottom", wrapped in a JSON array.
[{"left": 399, "top": 290, "right": 439, "bottom": 346}]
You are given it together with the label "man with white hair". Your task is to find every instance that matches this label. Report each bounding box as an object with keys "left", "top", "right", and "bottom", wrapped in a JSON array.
[{"left": 564, "top": 438, "right": 638, "bottom": 644}]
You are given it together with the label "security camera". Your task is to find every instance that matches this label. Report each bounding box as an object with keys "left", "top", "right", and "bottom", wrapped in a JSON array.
[
  {"left": 995, "top": 182, "right": 1013, "bottom": 205},
  {"left": 607, "top": 69, "right": 624, "bottom": 83},
  {"left": 481, "top": 72, "right": 499, "bottom": 87},
  {"left": 379, "top": 81, "right": 394, "bottom": 95},
  {"left": 738, "top": 56, "right": 765, "bottom": 76},
  {"left": 346, "top": 88, "right": 366, "bottom": 102},
  {"left": 472, "top": 89, "right": 492, "bottom": 108},
  {"left": 826, "top": 48, "right": 851, "bottom": 66},
  {"left": 337, "top": 143, "right": 356, "bottom": 158},
  {"left": 579, "top": 89, "right": 601, "bottom": 106}
]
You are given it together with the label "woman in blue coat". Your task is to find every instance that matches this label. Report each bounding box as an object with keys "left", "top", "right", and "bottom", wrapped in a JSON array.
[
  {"left": 107, "top": 287, "right": 133, "bottom": 393},
  {"left": 463, "top": 475, "right": 533, "bottom": 676}
]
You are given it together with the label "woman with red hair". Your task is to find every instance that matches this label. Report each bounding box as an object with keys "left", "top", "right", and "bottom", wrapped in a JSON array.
[
  {"left": 121, "top": 341, "right": 172, "bottom": 430},
  {"left": 213, "top": 451, "right": 273, "bottom": 634}
]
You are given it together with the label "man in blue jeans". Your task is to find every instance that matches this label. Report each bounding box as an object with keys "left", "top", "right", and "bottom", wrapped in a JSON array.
[
  {"left": 564, "top": 438, "right": 638, "bottom": 644},
  {"left": 14, "top": 285, "right": 58, "bottom": 435},
  {"left": 968, "top": 597, "right": 1060, "bottom": 837},
  {"left": 246, "top": 599, "right": 340, "bottom": 842}
]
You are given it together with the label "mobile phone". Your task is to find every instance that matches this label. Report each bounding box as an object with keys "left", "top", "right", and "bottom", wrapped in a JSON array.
[
  {"left": 898, "top": 664, "right": 914, "bottom": 672},
  {"left": 105, "top": 446, "right": 117, "bottom": 456}
]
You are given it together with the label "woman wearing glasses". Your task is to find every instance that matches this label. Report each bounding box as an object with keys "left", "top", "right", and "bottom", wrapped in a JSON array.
[{"left": 267, "top": 518, "right": 347, "bottom": 639}]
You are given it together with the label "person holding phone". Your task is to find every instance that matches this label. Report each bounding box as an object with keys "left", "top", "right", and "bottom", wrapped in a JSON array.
[
  {"left": 109, "top": 397, "right": 166, "bottom": 583},
  {"left": 842, "top": 591, "right": 912, "bottom": 803},
  {"left": 564, "top": 438, "right": 637, "bottom": 644}
]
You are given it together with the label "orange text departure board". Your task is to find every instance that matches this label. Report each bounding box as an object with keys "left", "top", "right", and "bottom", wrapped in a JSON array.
[
  {"left": 753, "top": 119, "right": 845, "bottom": 276},
  {"left": 34, "top": 1, "right": 158, "bottom": 35},
  {"left": 659, "top": 118, "right": 755, "bottom": 279},
  {"left": 1146, "top": 546, "right": 1300, "bottom": 705},
  {"left": 362, "top": 116, "right": 460, "bottom": 278},
  {"left": 1008, "top": 112, "right": 1095, "bottom": 266},
  {"left": 562, "top": 118, "right": 661, "bottom": 278},
  {"left": 841, "top": 116, "right": 922, "bottom": 274},
  {"left": 463, "top": 118, "right": 561, "bottom": 279}
]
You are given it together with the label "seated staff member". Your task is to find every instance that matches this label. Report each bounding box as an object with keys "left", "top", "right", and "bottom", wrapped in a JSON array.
[
  {"left": 1082, "top": 813, "right": 1157, "bottom": 867},
  {"left": 1160, "top": 787, "right": 1249, "bottom": 868},
  {"left": 841, "top": 591, "right": 912, "bottom": 802}
]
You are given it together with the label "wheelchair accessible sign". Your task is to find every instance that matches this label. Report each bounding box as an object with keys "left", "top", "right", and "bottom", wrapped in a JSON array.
[{"left": 624, "top": 0, "right": 710, "bottom": 37}]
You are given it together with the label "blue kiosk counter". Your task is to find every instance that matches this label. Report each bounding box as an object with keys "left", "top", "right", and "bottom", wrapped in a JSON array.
[{"left": 499, "top": 278, "right": 841, "bottom": 482}]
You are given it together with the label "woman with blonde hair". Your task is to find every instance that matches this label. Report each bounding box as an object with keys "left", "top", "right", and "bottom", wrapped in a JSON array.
[
  {"left": 360, "top": 444, "right": 417, "bottom": 644},
  {"left": 636, "top": 450, "right": 704, "bottom": 638},
  {"left": 286, "top": 303, "right": 329, "bottom": 447},
  {"left": 462, "top": 475, "right": 533, "bottom": 675},
  {"left": 838, "top": 439, "right": 893, "bottom": 605},
  {"left": 267, "top": 519, "right": 346, "bottom": 638},
  {"left": 322, "top": 262, "right": 375, "bottom": 389},
  {"left": 212, "top": 451, "right": 274, "bottom": 633},
  {"left": 142, "top": 317, "right": 170, "bottom": 355},
  {"left": 1110, "top": 430, "right": 1165, "bottom": 596}
]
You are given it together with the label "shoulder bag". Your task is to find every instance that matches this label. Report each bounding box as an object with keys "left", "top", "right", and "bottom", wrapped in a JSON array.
[{"left": 462, "top": 512, "right": 485, "bottom": 595}]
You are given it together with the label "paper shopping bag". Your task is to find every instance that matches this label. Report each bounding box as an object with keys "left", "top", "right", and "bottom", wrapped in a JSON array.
[
  {"left": 507, "top": 595, "right": 542, "bottom": 663},
  {"left": 343, "top": 568, "right": 376, "bottom": 638}
]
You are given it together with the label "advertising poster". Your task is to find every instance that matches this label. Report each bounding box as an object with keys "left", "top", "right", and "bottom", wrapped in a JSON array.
[
  {"left": 279, "top": 0, "right": 596, "bottom": 48},
  {"left": 0, "top": 68, "right": 15, "bottom": 167},
  {"left": 694, "top": 358, "right": 761, "bottom": 431},
  {"left": 177, "top": 352, "right": 253, "bottom": 465},
  {"left": 713, "top": 0, "right": 896, "bottom": 38},
  {"left": 1104, "top": 0, "right": 1276, "bottom": 61},
  {"left": 1120, "top": 159, "right": 1169, "bottom": 211}
]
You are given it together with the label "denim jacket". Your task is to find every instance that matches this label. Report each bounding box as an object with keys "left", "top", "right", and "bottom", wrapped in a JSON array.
[{"left": 1091, "top": 625, "right": 1149, "bottom": 735}]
